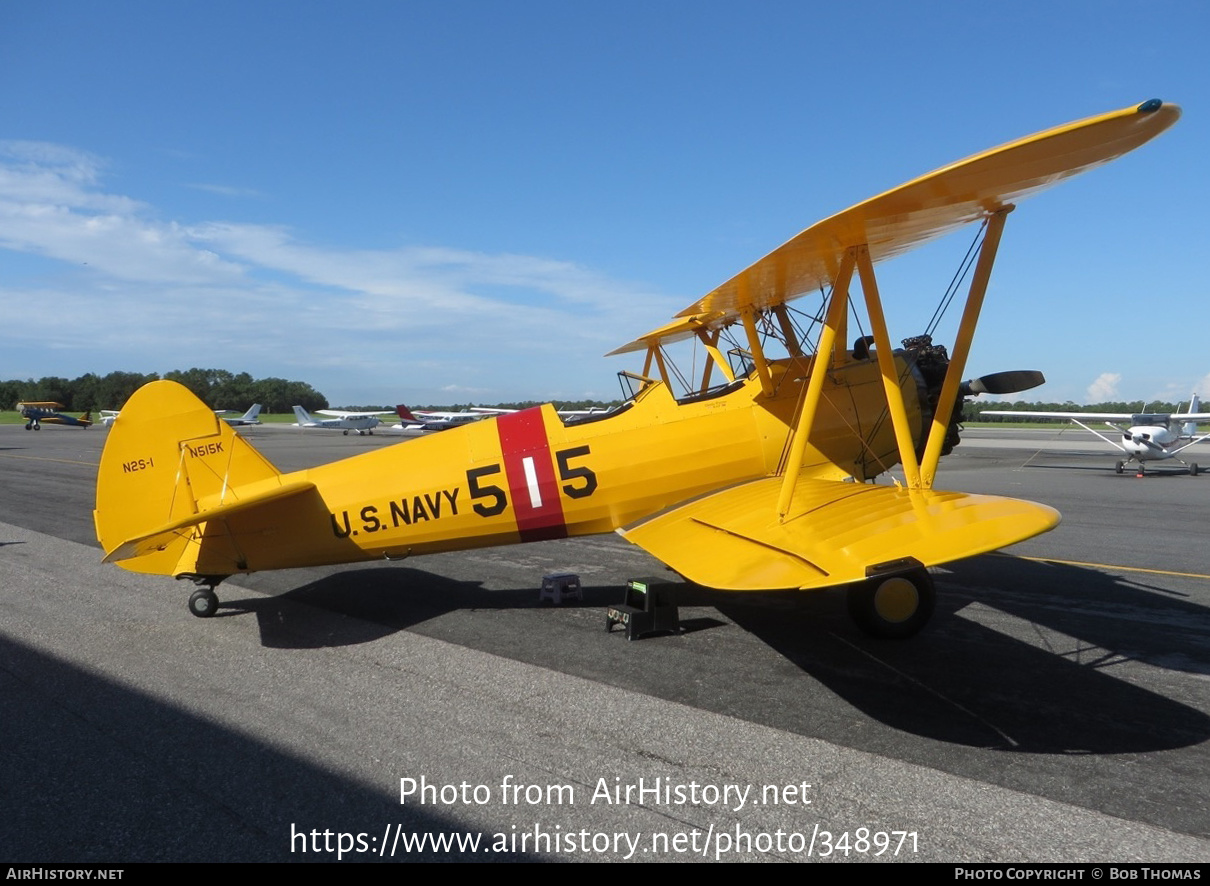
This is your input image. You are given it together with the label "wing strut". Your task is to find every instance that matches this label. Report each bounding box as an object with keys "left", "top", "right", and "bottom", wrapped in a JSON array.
[
  {"left": 858, "top": 245, "right": 924, "bottom": 489},
  {"left": 918, "top": 207, "right": 1011, "bottom": 487},
  {"left": 740, "top": 305, "right": 774, "bottom": 396},
  {"left": 695, "top": 327, "right": 734, "bottom": 390},
  {"left": 771, "top": 304, "right": 803, "bottom": 357},
  {"left": 777, "top": 248, "right": 856, "bottom": 519}
]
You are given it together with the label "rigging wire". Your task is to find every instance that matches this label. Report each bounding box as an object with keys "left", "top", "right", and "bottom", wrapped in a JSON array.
[
  {"left": 925, "top": 220, "right": 986, "bottom": 338},
  {"left": 857, "top": 220, "right": 987, "bottom": 465}
]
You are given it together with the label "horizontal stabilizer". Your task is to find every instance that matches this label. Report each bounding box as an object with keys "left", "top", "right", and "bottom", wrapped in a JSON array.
[
  {"left": 620, "top": 477, "right": 1059, "bottom": 591},
  {"left": 102, "top": 480, "right": 317, "bottom": 564}
]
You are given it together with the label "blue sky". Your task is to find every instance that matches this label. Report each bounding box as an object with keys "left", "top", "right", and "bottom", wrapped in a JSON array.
[{"left": 1, "top": 1, "right": 1206, "bottom": 406}]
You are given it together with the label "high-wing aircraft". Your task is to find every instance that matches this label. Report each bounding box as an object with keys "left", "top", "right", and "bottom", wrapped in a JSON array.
[
  {"left": 292, "top": 405, "right": 391, "bottom": 435},
  {"left": 100, "top": 404, "right": 263, "bottom": 428},
  {"left": 220, "top": 404, "right": 263, "bottom": 427},
  {"left": 93, "top": 100, "right": 1179, "bottom": 637},
  {"left": 385, "top": 405, "right": 494, "bottom": 436},
  {"left": 984, "top": 395, "right": 1209, "bottom": 475},
  {"left": 18, "top": 401, "right": 92, "bottom": 430}
]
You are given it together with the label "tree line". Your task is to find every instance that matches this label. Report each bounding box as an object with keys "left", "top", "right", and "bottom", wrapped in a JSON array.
[
  {"left": 965, "top": 399, "right": 1192, "bottom": 421},
  {"left": 1, "top": 369, "right": 329, "bottom": 414}
]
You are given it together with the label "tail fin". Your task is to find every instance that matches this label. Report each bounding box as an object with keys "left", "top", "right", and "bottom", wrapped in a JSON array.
[
  {"left": 1184, "top": 393, "right": 1200, "bottom": 436},
  {"left": 243, "top": 404, "right": 262, "bottom": 423},
  {"left": 94, "top": 381, "right": 292, "bottom": 577},
  {"left": 396, "top": 404, "right": 419, "bottom": 422},
  {"left": 292, "top": 405, "right": 314, "bottom": 425}
]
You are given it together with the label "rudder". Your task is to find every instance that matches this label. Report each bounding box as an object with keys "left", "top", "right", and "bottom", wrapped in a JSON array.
[{"left": 94, "top": 381, "right": 283, "bottom": 576}]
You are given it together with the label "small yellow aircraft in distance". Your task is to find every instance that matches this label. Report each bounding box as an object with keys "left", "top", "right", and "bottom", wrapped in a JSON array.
[
  {"left": 18, "top": 401, "right": 92, "bottom": 430},
  {"left": 94, "top": 100, "right": 1179, "bottom": 637}
]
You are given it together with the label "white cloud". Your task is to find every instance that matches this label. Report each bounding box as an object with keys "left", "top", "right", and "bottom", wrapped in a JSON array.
[
  {"left": 0, "top": 142, "right": 682, "bottom": 404},
  {"left": 185, "top": 183, "right": 264, "bottom": 199},
  {"left": 1085, "top": 372, "right": 1121, "bottom": 403}
]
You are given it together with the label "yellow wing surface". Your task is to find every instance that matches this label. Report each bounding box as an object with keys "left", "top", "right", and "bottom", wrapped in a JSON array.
[
  {"left": 621, "top": 477, "right": 1060, "bottom": 591},
  {"left": 612, "top": 99, "right": 1179, "bottom": 353}
]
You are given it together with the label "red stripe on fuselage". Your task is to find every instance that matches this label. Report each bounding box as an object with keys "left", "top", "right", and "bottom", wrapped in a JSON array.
[{"left": 495, "top": 408, "right": 567, "bottom": 542}]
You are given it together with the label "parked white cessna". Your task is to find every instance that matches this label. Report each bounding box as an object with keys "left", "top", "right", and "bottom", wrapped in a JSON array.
[
  {"left": 292, "top": 405, "right": 393, "bottom": 435},
  {"left": 219, "top": 404, "right": 263, "bottom": 427},
  {"left": 101, "top": 404, "right": 263, "bottom": 428},
  {"left": 984, "top": 396, "right": 1210, "bottom": 475}
]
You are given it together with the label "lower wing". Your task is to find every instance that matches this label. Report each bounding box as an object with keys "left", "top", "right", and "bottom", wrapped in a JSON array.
[{"left": 619, "top": 477, "right": 1059, "bottom": 591}]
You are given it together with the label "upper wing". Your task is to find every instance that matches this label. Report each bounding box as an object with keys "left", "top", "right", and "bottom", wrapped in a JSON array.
[
  {"left": 620, "top": 476, "right": 1059, "bottom": 591},
  {"left": 613, "top": 100, "right": 1179, "bottom": 353}
]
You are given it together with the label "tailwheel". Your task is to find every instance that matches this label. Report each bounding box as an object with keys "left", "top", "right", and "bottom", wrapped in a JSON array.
[
  {"left": 847, "top": 568, "right": 935, "bottom": 639},
  {"left": 188, "top": 588, "right": 219, "bottom": 618}
]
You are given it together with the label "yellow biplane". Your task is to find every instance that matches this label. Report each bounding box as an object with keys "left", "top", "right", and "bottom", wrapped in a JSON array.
[
  {"left": 94, "top": 100, "right": 1179, "bottom": 636},
  {"left": 19, "top": 401, "right": 93, "bottom": 430}
]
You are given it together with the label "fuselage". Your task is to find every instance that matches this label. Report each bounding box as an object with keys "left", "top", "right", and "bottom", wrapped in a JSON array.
[
  {"left": 179, "top": 353, "right": 929, "bottom": 577},
  {"left": 1120, "top": 419, "right": 1182, "bottom": 461}
]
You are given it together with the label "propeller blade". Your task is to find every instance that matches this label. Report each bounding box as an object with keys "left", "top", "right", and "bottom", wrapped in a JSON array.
[{"left": 961, "top": 370, "right": 1046, "bottom": 396}]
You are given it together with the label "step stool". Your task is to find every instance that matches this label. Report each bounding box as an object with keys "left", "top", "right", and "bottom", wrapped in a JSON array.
[{"left": 539, "top": 572, "right": 582, "bottom": 605}]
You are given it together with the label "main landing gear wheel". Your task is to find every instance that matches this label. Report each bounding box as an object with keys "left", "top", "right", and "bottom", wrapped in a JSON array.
[
  {"left": 1115, "top": 461, "right": 1124, "bottom": 474},
  {"left": 847, "top": 568, "right": 935, "bottom": 639},
  {"left": 188, "top": 588, "right": 219, "bottom": 618},
  {"left": 1191, "top": 463, "right": 1199, "bottom": 476}
]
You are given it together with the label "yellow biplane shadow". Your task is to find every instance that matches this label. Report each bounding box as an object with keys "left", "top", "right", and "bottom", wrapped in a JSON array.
[
  {"left": 94, "top": 100, "right": 1179, "bottom": 639},
  {"left": 200, "top": 553, "right": 1210, "bottom": 755}
]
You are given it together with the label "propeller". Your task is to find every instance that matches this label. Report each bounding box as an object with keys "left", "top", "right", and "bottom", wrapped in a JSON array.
[{"left": 960, "top": 370, "right": 1045, "bottom": 397}]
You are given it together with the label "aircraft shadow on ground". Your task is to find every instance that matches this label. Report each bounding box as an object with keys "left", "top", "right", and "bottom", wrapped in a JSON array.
[
  {"left": 0, "top": 633, "right": 527, "bottom": 862},
  {"left": 715, "top": 555, "right": 1210, "bottom": 754},
  {"left": 228, "top": 559, "right": 1210, "bottom": 756},
  {"left": 225, "top": 567, "right": 710, "bottom": 650}
]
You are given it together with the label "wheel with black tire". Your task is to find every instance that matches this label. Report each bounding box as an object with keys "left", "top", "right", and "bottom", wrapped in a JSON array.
[
  {"left": 847, "top": 569, "right": 935, "bottom": 639},
  {"left": 1115, "top": 461, "right": 1124, "bottom": 474},
  {"left": 188, "top": 588, "right": 219, "bottom": 618},
  {"left": 1191, "top": 463, "right": 1199, "bottom": 476}
]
